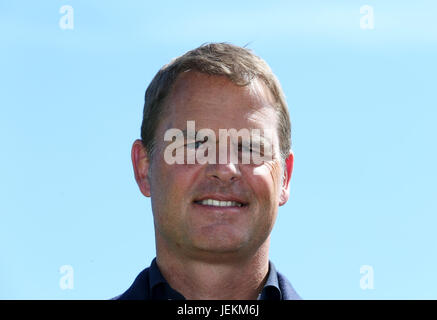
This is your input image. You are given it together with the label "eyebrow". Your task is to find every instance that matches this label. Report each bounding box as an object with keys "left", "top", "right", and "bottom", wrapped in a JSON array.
[{"left": 180, "top": 129, "right": 273, "bottom": 142}]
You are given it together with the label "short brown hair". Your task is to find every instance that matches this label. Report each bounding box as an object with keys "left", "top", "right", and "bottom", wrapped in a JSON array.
[{"left": 140, "top": 42, "right": 291, "bottom": 161}]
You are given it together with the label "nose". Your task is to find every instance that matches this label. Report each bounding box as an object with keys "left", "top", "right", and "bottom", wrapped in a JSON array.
[{"left": 205, "top": 162, "right": 241, "bottom": 185}]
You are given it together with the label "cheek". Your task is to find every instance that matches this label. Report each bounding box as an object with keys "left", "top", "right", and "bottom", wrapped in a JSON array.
[
  {"left": 242, "top": 163, "right": 282, "bottom": 239},
  {"left": 247, "top": 161, "right": 282, "bottom": 202},
  {"left": 150, "top": 161, "right": 200, "bottom": 209},
  {"left": 149, "top": 163, "right": 197, "bottom": 239}
]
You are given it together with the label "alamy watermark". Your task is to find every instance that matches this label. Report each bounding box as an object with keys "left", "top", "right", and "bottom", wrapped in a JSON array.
[
  {"left": 163, "top": 121, "right": 274, "bottom": 165},
  {"left": 360, "top": 265, "right": 374, "bottom": 290},
  {"left": 59, "top": 5, "right": 74, "bottom": 30},
  {"left": 360, "top": 5, "right": 374, "bottom": 30},
  {"left": 59, "top": 264, "right": 74, "bottom": 290}
]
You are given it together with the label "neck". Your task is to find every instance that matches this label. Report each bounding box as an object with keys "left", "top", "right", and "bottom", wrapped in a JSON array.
[{"left": 155, "top": 234, "right": 270, "bottom": 300}]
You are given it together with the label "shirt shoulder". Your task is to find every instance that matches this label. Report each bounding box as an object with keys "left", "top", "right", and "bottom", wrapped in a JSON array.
[{"left": 112, "top": 267, "right": 151, "bottom": 300}]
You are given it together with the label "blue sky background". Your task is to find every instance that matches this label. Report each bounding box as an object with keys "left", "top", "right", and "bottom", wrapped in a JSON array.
[{"left": 1, "top": 0, "right": 436, "bottom": 299}]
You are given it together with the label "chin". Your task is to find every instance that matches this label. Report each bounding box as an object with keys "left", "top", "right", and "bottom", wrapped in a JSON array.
[{"left": 191, "top": 226, "right": 250, "bottom": 255}]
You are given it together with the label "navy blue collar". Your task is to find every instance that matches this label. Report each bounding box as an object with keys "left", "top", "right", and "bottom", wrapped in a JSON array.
[
  {"left": 258, "top": 260, "right": 282, "bottom": 300},
  {"left": 148, "top": 258, "right": 282, "bottom": 300}
]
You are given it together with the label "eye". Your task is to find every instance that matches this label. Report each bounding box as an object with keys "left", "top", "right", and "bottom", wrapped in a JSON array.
[
  {"left": 186, "top": 137, "right": 208, "bottom": 149},
  {"left": 238, "top": 142, "right": 253, "bottom": 153},
  {"left": 194, "top": 140, "right": 203, "bottom": 149}
]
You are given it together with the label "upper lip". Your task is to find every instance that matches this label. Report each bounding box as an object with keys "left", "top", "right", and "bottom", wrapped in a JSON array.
[{"left": 194, "top": 194, "right": 248, "bottom": 205}]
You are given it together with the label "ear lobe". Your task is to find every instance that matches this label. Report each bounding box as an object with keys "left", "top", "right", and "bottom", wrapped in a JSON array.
[
  {"left": 131, "top": 139, "right": 152, "bottom": 197},
  {"left": 279, "top": 151, "right": 294, "bottom": 206}
]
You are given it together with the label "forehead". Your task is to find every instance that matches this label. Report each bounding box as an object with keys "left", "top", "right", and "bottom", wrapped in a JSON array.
[{"left": 163, "top": 71, "right": 277, "bottom": 126}]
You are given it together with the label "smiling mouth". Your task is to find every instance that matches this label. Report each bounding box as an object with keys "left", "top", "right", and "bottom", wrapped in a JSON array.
[{"left": 194, "top": 199, "right": 247, "bottom": 208}]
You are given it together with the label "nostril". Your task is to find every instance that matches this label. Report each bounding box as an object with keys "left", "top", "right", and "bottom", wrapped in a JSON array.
[{"left": 206, "top": 163, "right": 242, "bottom": 184}]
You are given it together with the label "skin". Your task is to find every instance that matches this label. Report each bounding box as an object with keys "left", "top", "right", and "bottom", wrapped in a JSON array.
[{"left": 131, "top": 71, "right": 294, "bottom": 299}]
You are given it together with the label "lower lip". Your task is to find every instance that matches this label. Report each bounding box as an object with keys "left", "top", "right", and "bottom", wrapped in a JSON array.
[{"left": 192, "top": 202, "right": 248, "bottom": 212}]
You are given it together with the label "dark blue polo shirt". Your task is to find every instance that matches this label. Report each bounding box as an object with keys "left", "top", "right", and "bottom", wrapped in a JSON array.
[{"left": 114, "top": 258, "right": 301, "bottom": 300}]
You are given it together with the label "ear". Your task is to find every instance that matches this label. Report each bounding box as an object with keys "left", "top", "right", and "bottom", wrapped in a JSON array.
[
  {"left": 131, "top": 139, "right": 152, "bottom": 197},
  {"left": 279, "top": 150, "right": 294, "bottom": 206}
]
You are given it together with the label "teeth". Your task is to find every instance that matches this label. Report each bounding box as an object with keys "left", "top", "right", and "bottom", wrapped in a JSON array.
[{"left": 199, "top": 199, "right": 243, "bottom": 207}]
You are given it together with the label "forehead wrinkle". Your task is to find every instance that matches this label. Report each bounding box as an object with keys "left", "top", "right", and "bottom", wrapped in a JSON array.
[
  {"left": 171, "top": 72, "right": 272, "bottom": 109},
  {"left": 162, "top": 72, "right": 280, "bottom": 139}
]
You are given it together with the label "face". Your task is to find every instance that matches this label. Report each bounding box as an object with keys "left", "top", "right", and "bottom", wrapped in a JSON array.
[{"left": 132, "top": 72, "right": 293, "bottom": 261}]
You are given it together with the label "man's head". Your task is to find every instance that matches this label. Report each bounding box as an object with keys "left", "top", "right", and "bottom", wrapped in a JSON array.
[
  {"left": 132, "top": 43, "right": 293, "bottom": 262},
  {"left": 140, "top": 42, "right": 291, "bottom": 164}
]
